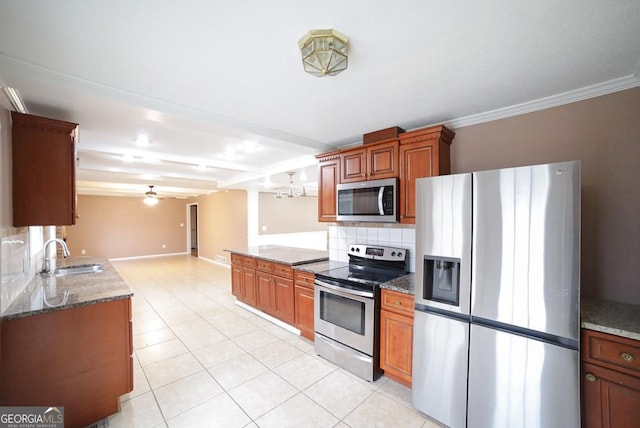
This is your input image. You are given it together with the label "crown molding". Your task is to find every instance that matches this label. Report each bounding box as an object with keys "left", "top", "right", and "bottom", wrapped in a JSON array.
[{"left": 444, "top": 73, "right": 640, "bottom": 130}]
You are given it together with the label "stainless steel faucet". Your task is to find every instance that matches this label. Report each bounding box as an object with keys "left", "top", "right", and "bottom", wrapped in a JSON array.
[{"left": 42, "top": 238, "right": 70, "bottom": 274}]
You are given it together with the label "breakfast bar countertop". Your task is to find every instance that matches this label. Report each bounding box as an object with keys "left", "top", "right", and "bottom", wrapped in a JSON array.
[
  {"left": 225, "top": 245, "right": 329, "bottom": 266},
  {"left": 0, "top": 256, "right": 133, "bottom": 321}
]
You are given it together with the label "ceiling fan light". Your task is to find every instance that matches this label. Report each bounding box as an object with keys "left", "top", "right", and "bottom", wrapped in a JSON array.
[
  {"left": 144, "top": 196, "right": 159, "bottom": 206},
  {"left": 143, "top": 185, "right": 159, "bottom": 205}
]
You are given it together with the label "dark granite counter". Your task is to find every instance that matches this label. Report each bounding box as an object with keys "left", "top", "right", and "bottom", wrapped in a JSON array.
[
  {"left": 581, "top": 297, "right": 640, "bottom": 341},
  {"left": 293, "top": 259, "right": 349, "bottom": 274},
  {"left": 1, "top": 256, "right": 133, "bottom": 321},
  {"left": 225, "top": 245, "right": 329, "bottom": 266},
  {"left": 380, "top": 273, "right": 415, "bottom": 295}
]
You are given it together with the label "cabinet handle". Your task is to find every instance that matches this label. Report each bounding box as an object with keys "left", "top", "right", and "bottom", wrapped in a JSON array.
[
  {"left": 621, "top": 352, "right": 634, "bottom": 362},
  {"left": 585, "top": 373, "right": 597, "bottom": 382},
  {"left": 395, "top": 301, "right": 401, "bottom": 305}
]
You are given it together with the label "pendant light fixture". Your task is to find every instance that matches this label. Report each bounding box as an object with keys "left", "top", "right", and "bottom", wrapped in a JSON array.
[
  {"left": 298, "top": 29, "right": 349, "bottom": 77},
  {"left": 143, "top": 185, "right": 159, "bottom": 206}
]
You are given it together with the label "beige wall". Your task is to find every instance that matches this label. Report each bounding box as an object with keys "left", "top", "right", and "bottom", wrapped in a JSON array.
[
  {"left": 258, "top": 193, "right": 327, "bottom": 235},
  {"left": 450, "top": 86, "right": 640, "bottom": 304},
  {"left": 186, "top": 190, "right": 247, "bottom": 263},
  {"left": 65, "top": 195, "right": 187, "bottom": 259}
]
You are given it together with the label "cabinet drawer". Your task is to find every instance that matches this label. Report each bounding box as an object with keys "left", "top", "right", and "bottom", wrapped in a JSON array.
[
  {"left": 256, "top": 259, "right": 293, "bottom": 278},
  {"left": 231, "top": 254, "right": 257, "bottom": 269},
  {"left": 294, "top": 271, "right": 315, "bottom": 289},
  {"left": 583, "top": 329, "right": 640, "bottom": 375},
  {"left": 381, "top": 289, "right": 414, "bottom": 316}
]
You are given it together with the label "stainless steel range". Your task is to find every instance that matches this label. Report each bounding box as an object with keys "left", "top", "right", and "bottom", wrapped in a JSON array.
[{"left": 314, "top": 244, "right": 408, "bottom": 381}]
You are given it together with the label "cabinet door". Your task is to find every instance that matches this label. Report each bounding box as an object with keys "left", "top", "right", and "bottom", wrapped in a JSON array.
[
  {"left": 380, "top": 309, "right": 413, "bottom": 387},
  {"left": 294, "top": 284, "right": 314, "bottom": 340},
  {"left": 399, "top": 142, "right": 435, "bottom": 224},
  {"left": 341, "top": 147, "right": 367, "bottom": 183},
  {"left": 367, "top": 140, "right": 399, "bottom": 180},
  {"left": 317, "top": 157, "right": 340, "bottom": 222},
  {"left": 11, "top": 112, "right": 78, "bottom": 226},
  {"left": 256, "top": 271, "right": 275, "bottom": 314},
  {"left": 274, "top": 276, "right": 295, "bottom": 325},
  {"left": 231, "top": 264, "right": 242, "bottom": 297},
  {"left": 241, "top": 269, "right": 257, "bottom": 307},
  {"left": 582, "top": 362, "right": 640, "bottom": 428}
]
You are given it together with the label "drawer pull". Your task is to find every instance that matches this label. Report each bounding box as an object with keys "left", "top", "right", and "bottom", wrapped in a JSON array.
[
  {"left": 621, "top": 352, "right": 634, "bottom": 362},
  {"left": 395, "top": 301, "right": 402, "bottom": 305},
  {"left": 585, "top": 373, "right": 597, "bottom": 382}
]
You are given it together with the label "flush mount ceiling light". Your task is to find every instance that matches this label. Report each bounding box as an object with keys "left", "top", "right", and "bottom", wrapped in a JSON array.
[
  {"left": 275, "top": 172, "right": 307, "bottom": 198},
  {"left": 298, "top": 29, "right": 349, "bottom": 77},
  {"left": 143, "top": 185, "right": 159, "bottom": 206}
]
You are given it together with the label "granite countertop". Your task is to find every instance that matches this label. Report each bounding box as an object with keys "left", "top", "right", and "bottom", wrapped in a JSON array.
[
  {"left": 225, "top": 245, "right": 329, "bottom": 266},
  {"left": 1, "top": 256, "right": 133, "bottom": 321},
  {"left": 581, "top": 297, "right": 640, "bottom": 341},
  {"left": 380, "top": 273, "right": 415, "bottom": 295},
  {"left": 294, "top": 259, "right": 349, "bottom": 274}
]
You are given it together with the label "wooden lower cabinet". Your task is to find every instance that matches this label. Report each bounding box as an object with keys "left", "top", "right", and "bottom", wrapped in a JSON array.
[
  {"left": 256, "top": 271, "right": 275, "bottom": 314},
  {"left": 231, "top": 254, "right": 316, "bottom": 340},
  {"left": 0, "top": 298, "right": 133, "bottom": 428},
  {"left": 581, "top": 329, "right": 640, "bottom": 427},
  {"left": 294, "top": 271, "right": 315, "bottom": 340},
  {"left": 231, "top": 254, "right": 257, "bottom": 306},
  {"left": 274, "top": 275, "right": 295, "bottom": 325},
  {"left": 380, "top": 289, "right": 414, "bottom": 387}
]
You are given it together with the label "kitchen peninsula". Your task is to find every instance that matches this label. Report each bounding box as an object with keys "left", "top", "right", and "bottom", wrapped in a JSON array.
[
  {"left": 226, "top": 245, "right": 330, "bottom": 339},
  {"left": 0, "top": 257, "right": 133, "bottom": 428}
]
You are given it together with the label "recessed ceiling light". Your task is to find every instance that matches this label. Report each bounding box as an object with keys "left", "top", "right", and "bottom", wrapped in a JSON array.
[
  {"left": 240, "top": 142, "right": 261, "bottom": 153},
  {"left": 195, "top": 164, "right": 207, "bottom": 172},
  {"left": 135, "top": 135, "right": 151, "bottom": 147},
  {"left": 122, "top": 154, "right": 135, "bottom": 163},
  {"left": 219, "top": 149, "right": 238, "bottom": 160}
]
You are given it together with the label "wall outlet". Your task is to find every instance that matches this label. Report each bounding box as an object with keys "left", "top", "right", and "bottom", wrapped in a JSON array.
[
  {"left": 162, "top": 244, "right": 166, "bottom": 248},
  {"left": 81, "top": 249, "right": 86, "bottom": 255},
  {"left": 261, "top": 225, "right": 267, "bottom": 232}
]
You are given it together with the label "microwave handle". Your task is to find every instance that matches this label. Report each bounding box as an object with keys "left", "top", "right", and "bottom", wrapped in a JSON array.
[{"left": 378, "top": 187, "right": 385, "bottom": 215}]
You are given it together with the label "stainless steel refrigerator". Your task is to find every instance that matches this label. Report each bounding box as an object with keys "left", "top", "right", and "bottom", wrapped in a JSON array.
[{"left": 412, "top": 161, "right": 581, "bottom": 428}]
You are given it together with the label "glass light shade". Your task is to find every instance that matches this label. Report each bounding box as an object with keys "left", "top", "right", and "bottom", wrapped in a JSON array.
[
  {"left": 299, "top": 29, "right": 349, "bottom": 77},
  {"left": 144, "top": 196, "right": 158, "bottom": 206}
]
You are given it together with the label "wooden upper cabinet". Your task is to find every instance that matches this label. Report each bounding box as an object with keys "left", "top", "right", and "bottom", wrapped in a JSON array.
[
  {"left": 341, "top": 139, "right": 399, "bottom": 183},
  {"left": 316, "top": 152, "right": 341, "bottom": 222},
  {"left": 399, "top": 125, "right": 454, "bottom": 224},
  {"left": 11, "top": 111, "right": 78, "bottom": 226}
]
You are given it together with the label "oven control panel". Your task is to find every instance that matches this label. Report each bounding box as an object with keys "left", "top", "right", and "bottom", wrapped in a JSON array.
[{"left": 347, "top": 244, "right": 407, "bottom": 261}]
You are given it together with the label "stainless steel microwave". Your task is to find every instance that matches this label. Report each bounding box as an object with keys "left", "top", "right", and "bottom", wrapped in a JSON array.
[{"left": 336, "top": 178, "right": 398, "bottom": 222}]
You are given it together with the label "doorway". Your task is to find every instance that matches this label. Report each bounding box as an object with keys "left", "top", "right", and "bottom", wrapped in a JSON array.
[{"left": 188, "top": 204, "right": 198, "bottom": 257}]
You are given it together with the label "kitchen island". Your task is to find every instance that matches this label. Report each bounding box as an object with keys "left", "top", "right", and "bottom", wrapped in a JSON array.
[
  {"left": 0, "top": 257, "right": 133, "bottom": 428},
  {"left": 225, "top": 245, "right": 329, "bottom": 339}
]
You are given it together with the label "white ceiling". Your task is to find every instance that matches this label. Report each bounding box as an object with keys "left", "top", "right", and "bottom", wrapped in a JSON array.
[{"left": 1, "top": 1, "right": 639, "bottom": 199}]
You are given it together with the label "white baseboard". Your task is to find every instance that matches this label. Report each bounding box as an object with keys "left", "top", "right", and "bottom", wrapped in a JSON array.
[{"left": 234, "top": 300, "right": 301, "bottom": 336}]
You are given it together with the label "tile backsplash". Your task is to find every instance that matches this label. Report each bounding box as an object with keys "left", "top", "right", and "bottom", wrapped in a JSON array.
[{"left": 328, "top": 225, "right": 416, "bottom": 272}]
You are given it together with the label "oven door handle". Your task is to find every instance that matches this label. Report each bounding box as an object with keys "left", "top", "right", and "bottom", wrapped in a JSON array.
[{"left": 315, "top": 279, "right": 374, "bottom": 298}]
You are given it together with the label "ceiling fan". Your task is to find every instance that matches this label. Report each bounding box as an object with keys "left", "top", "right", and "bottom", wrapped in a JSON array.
[
  {"left": 143, "top": 185, "right": 159, "bottom": 206},
  {"left": 275, "top": 172, "right": 307, "bottom": 198}
]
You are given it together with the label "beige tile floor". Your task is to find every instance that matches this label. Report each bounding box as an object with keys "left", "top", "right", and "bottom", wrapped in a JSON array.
[{"left": 107, "top": 255, "right": 443, "bottom": 428}]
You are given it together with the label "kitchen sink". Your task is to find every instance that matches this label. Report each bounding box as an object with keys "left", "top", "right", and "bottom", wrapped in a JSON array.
[{"left": 54, "top": 263, "right": 104, "bottom": 276}]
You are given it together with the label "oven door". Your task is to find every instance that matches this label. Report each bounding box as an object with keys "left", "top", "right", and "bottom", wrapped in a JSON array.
[{"left": 314, "top": 278, "right": 375, "bottom": 356}]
